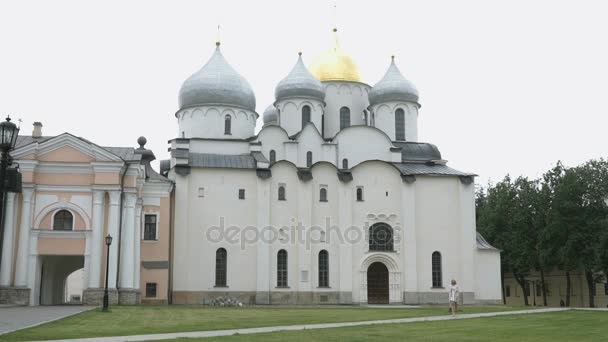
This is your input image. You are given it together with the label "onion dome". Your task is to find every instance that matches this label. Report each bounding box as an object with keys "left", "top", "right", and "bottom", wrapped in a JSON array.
[
  {"left": 309, "top": 28, "right": 362, "bottom": 82},
  {"left": 178, "top": 43, "right": 256, "bottom": 111},
  {"left": 263, "top": 104, "right": 278, "bottom": 125},
  {"left": 275, "top": 53, "right": 325, "bottom": 102},
  {"left": 369, "top": 56, "right": 419, "bottom": 106}
]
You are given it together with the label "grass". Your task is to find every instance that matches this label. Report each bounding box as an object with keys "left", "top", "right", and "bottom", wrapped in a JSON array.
[
  {"left": 1, "top": 305, "right": 527, "bottom": 341},
  {"left": 181, "top": 310, "right": 608, "bottom": 342}
]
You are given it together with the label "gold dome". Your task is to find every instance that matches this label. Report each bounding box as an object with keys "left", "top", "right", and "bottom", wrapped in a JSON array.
[{"left": 309, "top": 29, "right": 362, "bottom": 82}]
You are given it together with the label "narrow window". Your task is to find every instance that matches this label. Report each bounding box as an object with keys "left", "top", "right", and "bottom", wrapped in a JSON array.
[
  {"left": 319, "top": 188, "right": 328, "bottom": 202},
  {"left": 53, "top": 210, "right": 73, "bottom": 231},
  {"left": 143, "top": 214, "right": 157, "bottom": 241},
  {"left": 215, "top": 248, "right": 227, "bottom": 287},
  {"left": 318, "top": 250, "right": 329, "bottom": 287},
  {"left": 277, "top": 249, "right": 288, "bottom": 287},
  {"left": 306, "top": 151, "right": 313, "bottom": 167},
  {"left": 238, "top": 189, "right": 245, "bottom": 200},
  {"left": 432, "top": 251, "right": 442, "bottom": 287},
  {"left": 356, "top": 187, "right": 364, "bottom": 201},
  {"left": 342, "top": 158, "right": 348, "bottom": 169},
  {"left": 363, "top": 110, "right": 368, "bottom": 125},
  {"left": 536, "top": 282, "right": 542, "bottom": 297},
  {"left": 395, "top": 108, "right": 405, "bottom": 141},
  {"left": 339, "top": 107, "right": 351, "bottom": 129},
  {"left": 369, "top": 223, "right": 394, "bottom": 251},
  {"left": 301, "top": 105, "right": 311, "bottom": 129},
  {"left": 269, "top": 150, "right": 276, "bottom": 163},
  {"left": 278, "top": 185, "right": 286, "bottom": 201},
  {"left": 198, "top": 187, "right": 205, "bottom": 197},
  {"left": 224, "top": 115, "right": 232, "bottom": 135},
  {"left": 506, "top": 285, "right": 511, "bottom": 297},
  {"left": 145, "top": 283, "right": 157, "bottom": 298}
]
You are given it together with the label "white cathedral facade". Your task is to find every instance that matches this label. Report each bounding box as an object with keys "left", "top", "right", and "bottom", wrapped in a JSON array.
[{"left": 167, "top": 30, "right": 502, "bottom": 305}]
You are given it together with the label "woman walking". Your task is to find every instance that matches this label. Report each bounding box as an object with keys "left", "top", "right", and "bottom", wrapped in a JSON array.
[{"left": 449, "top": 279, "right": 459, "bottom": 317}]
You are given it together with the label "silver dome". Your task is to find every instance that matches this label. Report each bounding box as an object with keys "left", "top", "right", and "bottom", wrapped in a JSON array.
[
  {"left": 263, "top": 104, "right": 278, "bottom": 125},
  {"left": 179, "top": 44, "right": 256, "bottom": 111},
  {"left": 275, "top": 54, "right": 325, "bottom": 102},
  {"left": 369, "top": 57, "right": 419, "bottom": 106}
]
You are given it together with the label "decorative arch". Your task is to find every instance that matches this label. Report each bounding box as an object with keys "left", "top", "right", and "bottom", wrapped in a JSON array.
[
  {"left": 53, "top": 209, "right": 74, "bottom": 231},
  {"left": 34, "top": 201, "right": 91, "bottom": 230},
  {"left": 359, "top": 253, "right": 401, "bottom": 304}
]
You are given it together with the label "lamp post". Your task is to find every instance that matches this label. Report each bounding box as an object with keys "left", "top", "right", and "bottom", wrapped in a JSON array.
[
  {"left": 0, "top": 117, "right": 20, "bottom": 271},
  {"left": 103, "top": 234, "right": 113, "bottom": 311}
]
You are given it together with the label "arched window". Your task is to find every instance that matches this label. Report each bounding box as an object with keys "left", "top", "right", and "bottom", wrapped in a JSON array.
[
  {"left": 340, "top": 107, "right": 351, "bottom": 129},
  {"left": 369, "top": 223, "right": 393, "bottom": 251},
  {"left": 277, "top": 249, "right": 288, "bottom": 287},
  {"left": 215, "top": 248, "right": 227, "bottom": 287},
  {"left": 395, "top": 108, "right": 405, "bottom": 141},
  {"left": 224, "top": 115, "right": 232, "bottom": 135},
  {"left": 320, "top": 188, "right": 328, "bottom": 202},
  {"left": 53, "top": 210, "right": 73, "bottom": 231},
  {"left": 342, "top": 158, "right": 349, "bottom": 169},
  {"left": 302, "top": 105, "right": 311, "bottom": 129},
  {"left": 306, "top": 151, "right": 313, "bottom": 167},
  {"left": 318, "top": 250, "right": 329, "bottom": 287},
  {"left": 270, "top": 150, "right": 276, "bottom": 163},
  {"left": 432, "top": 251, "right": 442, "bottom": 287},
  {"left": 356, "top": 187, "right": 364, "bottom": 202},
  {"left": 278, "top": 185, "right": 286, "bottom": 201},
  {"left": 505, "top": 285, "right": 511, "bottom": 297}
]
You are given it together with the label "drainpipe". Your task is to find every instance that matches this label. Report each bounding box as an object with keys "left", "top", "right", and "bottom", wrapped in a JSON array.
[
  {"left": 168, "top": 184, "right": 175, "bottom": 304},
  {"left": 115, "top": 161, "right": 129, "bottom": 290}
]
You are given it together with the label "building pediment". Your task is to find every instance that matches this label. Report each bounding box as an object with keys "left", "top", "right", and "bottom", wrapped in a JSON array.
[{"left": 13, "top": 133, "right": 124, "bottom": 163}]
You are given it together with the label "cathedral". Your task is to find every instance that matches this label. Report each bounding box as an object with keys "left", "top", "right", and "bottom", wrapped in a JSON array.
[{"left": 0, "top": 29, "right": 501, "bottom": 306}]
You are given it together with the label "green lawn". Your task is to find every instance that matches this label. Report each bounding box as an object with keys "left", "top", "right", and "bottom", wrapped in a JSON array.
[
  {"left": 182, "top": 311, "right": 608, "bottom": 342},
  {"left": 1, "top": 305, "right": 527, "bottom": 341}
]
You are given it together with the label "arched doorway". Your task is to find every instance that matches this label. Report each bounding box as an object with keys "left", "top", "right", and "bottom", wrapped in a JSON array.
[
  {"left": 39, "top": 255, "right": 84, "bottom": 305},
  {"left": 367, "top": 262, "right": 389, "bottom": 304}
]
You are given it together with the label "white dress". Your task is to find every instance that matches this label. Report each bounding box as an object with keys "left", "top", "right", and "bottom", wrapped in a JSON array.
[{"left": 449, "top": 285, "right": 459, "bottom": 303}]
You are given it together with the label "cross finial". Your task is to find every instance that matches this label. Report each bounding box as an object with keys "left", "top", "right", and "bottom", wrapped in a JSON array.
[{"left": 216, "top": 25, "right": 221, "bottom": 46}]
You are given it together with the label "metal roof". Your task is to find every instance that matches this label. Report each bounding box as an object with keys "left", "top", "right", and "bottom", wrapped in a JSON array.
[
  {"left": 392, "top": 162, "right": 475, "bottom": 177},
  {"left": 476, "top": 232, "right": 499, "bottom": 251},
  {"left": 189, "top": 153, "right": 256, "bottom": 169},
  {"left": 392, "top": 141, "right": 442, "bottom": 162},
  {"left": 102, "top": 147, "right": 142, "bottom": 162},
  {"left": 275, "top": 54, "right": 325, "bottom": 102},
  {"left": 369, "top": 57, "right": 419, "bottom": 106}
]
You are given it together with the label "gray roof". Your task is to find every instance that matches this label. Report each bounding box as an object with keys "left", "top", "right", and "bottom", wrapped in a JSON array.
[
  {"left": 189, "top": 153, "right": 256, "bottom": 169},
  {"left": 263, "top": 104, "right": 278, "bottom": 125},
  {"left": 476, "top": 232, "right": 499, "bottom": 251},
  {"left": 368, "top": 57, "right": 419, "bottom": 106},
  {"left": 102, "top": 146, "right": 142, "bottom": 162},
  {"left": 392, "top": 163, "right": 475, "bottom": 177},
  {"left": 392, "top": 141, "right": 442, "bottom": 162},
  {"left": 275, "top": 54, "right": 325, "bottom": 102},
  {"left": 251, "top": 151, "right": 269, "bottom": 163},
  {"left": 15, "top": 135, "right": 52, "bottom": 148},
  {"left": 178, "top": 45, "right": 256, "bottom": 111},
  {"left": 15, "top": 135, "right": 141, "bottom": 162}
]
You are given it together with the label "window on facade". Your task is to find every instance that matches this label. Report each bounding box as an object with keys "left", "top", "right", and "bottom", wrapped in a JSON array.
[
  {"left": 302, "top": 105, "right": 311, "bottom": 129},
  {"left": 306, "top": 151, "right": 313, "bottom": 167},
  {"left": 432, "top": 251, "right": 442, "bottom": 288},
  {"left": 342, "top": 158, "right": 348, "bottom": 169},
  {"left": 369, "top": 223, "right": 394, "bottom": 252},
  {"left": 363, "top": 110, "right": 368, "bottom": 125},
  {"left": 198, "top": 187, "right": 205, "bottom": 197},
  {"left": 269, "top": 150, "right": 276, "bottom": 163},
  {"left": 320, "top": 188, "right": 328, "bottom": 202},
  {"left": 277, "top": 249, "right": 288, "bottom": 287},
  {"left": 318, "top": 250, "right": 329, "bottom": 287},
  {"left": 605, "top": 283, "right": 608, "bottom": 296},
  {"left": 53, "top": 210, "right": 73, "bottom": 231},
  {"left": 145, "top": 282, "right": 157, "bottom": 298},
  {"left": 505, "top": 285, "right": 511, "bottom": 297},
  {"left": 224, "top": 115, "right": 232, "bottom": 135},
  {"left": 395, "top": 108, "right": 405, "bottom": 141},
  {"left": 278, "top": 185, "right": 286, "bottom": 201},
  {"left": 238, "top": 189, "right": 245, "bottom": 200},
  {"left": 525, "top": 282, "right": 530, "bottom": 297},
  {"left": 536, "top": 282, "right": 542, "bottom": 297},
  {"left": 356, "top": 187, "right": 364, "bottom": 201},
  {"left": 143, "top": 214, "right": 157, "bottom": 240},
  {"left": 215, "top": 248, "right": 227, "bottom": 287},
  {"left": 340, "top": 107, "right": 351, "bottom": 129}
]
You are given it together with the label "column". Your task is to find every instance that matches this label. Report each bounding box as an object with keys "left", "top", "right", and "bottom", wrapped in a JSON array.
[
  {"left": 133, "top": 198, "right": 142, "bottom": 290},
  {"left": 255, "top": 178, "right": 271, "bottom": 303},
  {"left": 0, "top": 192, "right": 17, "bottom": 286},
  {"left": 107, "top": 191, "right": 121, "bottom": 288},
  {"left": 14, "top": 188, "right": 34, "bottom": 287},
  {"left": 119, "top": 193, "right": 136, "bottom": 289},
  {"left": 88, "top": 190, "right": 105, "bottom": 288},
  {"left": 402, "top": 181, "right": 418, "bottom": 301}
]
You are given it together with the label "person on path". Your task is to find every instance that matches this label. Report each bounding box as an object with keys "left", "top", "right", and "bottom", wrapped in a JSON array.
[{"left": 449, "top": 279, "right": 459, "bottom": 317}]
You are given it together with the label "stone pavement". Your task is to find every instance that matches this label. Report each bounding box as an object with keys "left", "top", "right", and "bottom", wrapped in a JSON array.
[
  {"left": 0, "top": 305, "right": 95, "bottom": 335},
  {"left": 30, "top": 307, "right": 571, "bottom": 342}
]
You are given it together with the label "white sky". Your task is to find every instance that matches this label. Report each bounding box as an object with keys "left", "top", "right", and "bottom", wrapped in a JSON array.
[{"left": 1, "top": 0, "right": 606, "bottom": 185}]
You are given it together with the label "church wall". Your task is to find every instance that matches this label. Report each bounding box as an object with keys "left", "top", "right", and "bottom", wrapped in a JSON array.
[
  {"left": 474, "top": 249, "right": 502, "bottom": 302},
  {"left": 177, "top": 106, "right": 257, "bottom": 140},
  {"left": 334, "top": 127, "right": 393, "bottom": 168},
  {"left": 322, "top": 82, "right": 370, "bottom": 139},
  {"left": 295, "top": 126, "right": 326, "bottom": 167},
  {"left": 372, "top": 102, "right": 419, "bottom": 142},
  {"left": 188, "top": 140, "right": 251, "bottom": 155},
  {"left": 275, "top": 99, "right": 324, "bottom": 137}
]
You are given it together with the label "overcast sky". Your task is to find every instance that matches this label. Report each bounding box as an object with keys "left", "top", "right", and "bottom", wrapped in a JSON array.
[{"left": 1, "top": 0, "right": 606, "bottom": 185}]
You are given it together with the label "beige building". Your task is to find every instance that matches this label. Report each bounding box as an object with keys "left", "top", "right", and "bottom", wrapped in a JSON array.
[{"left": 0, "top": 125, "right": 173, "bottom": 305}]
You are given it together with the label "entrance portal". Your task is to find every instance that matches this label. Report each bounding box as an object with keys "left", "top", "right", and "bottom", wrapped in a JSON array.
[
  {"left": 39, "top": 255, "right": 84, "bottom": 305},
  {"left": 367, "top": 262, "right": 389, "bottom": 304}
]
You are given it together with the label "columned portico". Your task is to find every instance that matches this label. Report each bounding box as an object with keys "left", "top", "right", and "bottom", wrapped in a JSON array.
[
  {"left": 88, "top": 190, "right": 105, "bottom": 288},
  {"left": 0, "top": 192, "right": 17, "bottom": 286},
  {"left": 107, "top": 191, "right": 121, "bottom": 289},
  {"left": 15, "top": 187, "right": 34, "bottom": 287},
  {"left": 119, "top": 192, "right": 140, "bottom": 303}
]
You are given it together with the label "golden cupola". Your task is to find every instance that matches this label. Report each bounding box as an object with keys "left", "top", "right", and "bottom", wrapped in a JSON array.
[{"left": 309, "top": 28, "right": 362, "bottom": 83}]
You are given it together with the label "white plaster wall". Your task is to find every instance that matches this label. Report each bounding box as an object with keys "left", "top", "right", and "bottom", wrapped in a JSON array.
[
  {"left": 474, "top": 250, "right": 502, "bottom": 301},
  {"left": 257, "top": 126, "right": 290, "bottom": 164},
  {"left": 188, "top": 140, "right": 251, "bottom": 154},
  {"left": 177, "top": 105, "right": 257, "bottom": 140},
  {"left": 275, "top": 99, "right": 324, "bottom": 137},
  {"left": 334, "top": 127, "right": 394, "bottom": 167},
  {"left": 371, "top": 102, "right": 419, "bottom": 142},
  {"left": 296, "top": 125, "right": 326, "bottom": 167},
  {"left": 323, "top": 82, "right": 371, "bottom": 139}
]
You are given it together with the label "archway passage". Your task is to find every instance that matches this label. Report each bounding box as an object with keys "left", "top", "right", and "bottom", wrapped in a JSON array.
[
  {"left": 367, "top": 262, "right": 389, "bottom": 304},
  {"left": 39, "top": 255, "right": 84, "bottom": 305}
]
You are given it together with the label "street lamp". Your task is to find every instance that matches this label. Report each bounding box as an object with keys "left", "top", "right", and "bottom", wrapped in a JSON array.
[
  {"left": 103, "top": 234, "right": 113, "bottom": 312},
  {"left": 0, "top": 116, "right": 20, "bottom": 271}
]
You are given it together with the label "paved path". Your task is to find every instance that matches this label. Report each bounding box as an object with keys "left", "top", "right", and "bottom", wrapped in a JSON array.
[
  {"left": 30, "top": 308, "right": 571, "bottom": 342},
  {"left": 0, "top": 305, "right": 95, "bottom": 335}
]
